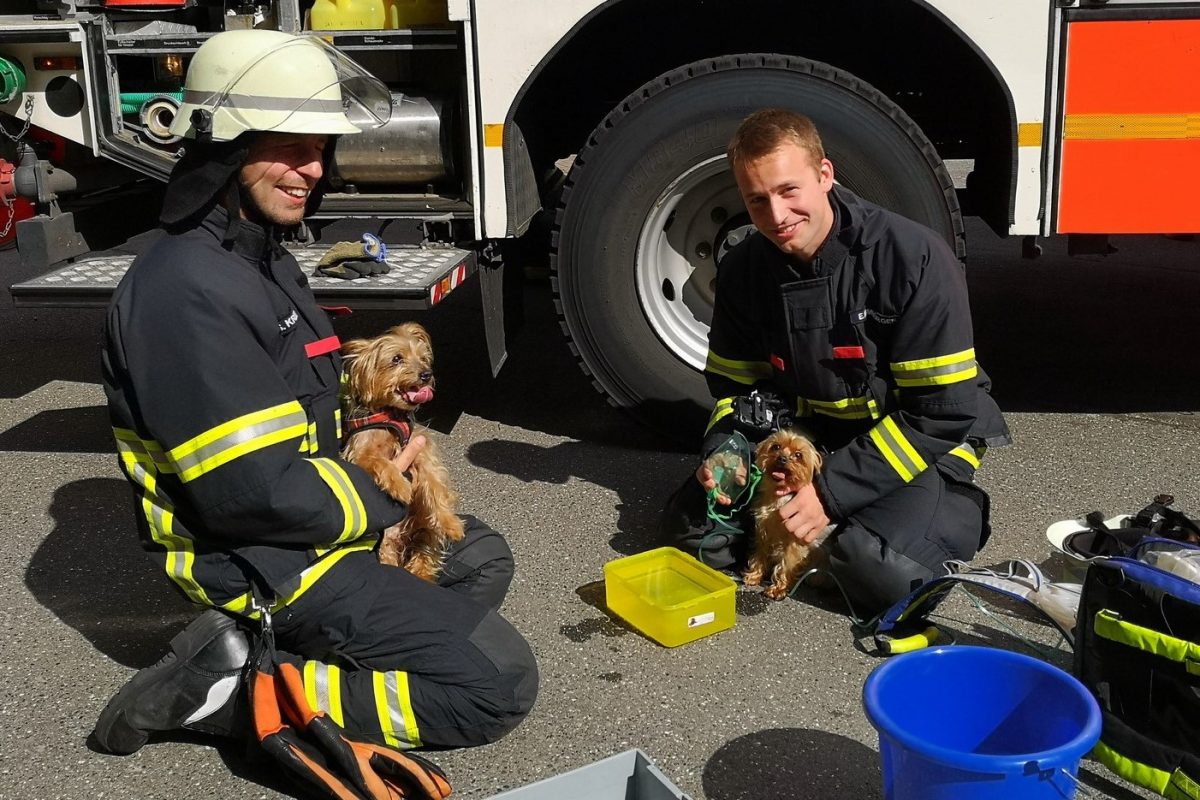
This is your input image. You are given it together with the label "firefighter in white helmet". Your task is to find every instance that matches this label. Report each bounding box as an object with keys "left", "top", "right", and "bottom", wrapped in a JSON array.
[{"left": 93, "top": 29, "right": 537, "bottom": 761}]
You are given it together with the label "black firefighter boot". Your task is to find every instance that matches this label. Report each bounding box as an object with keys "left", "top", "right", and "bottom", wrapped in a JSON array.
[{"left": 92, "top": 609, "right": 252, "bottom": 755}]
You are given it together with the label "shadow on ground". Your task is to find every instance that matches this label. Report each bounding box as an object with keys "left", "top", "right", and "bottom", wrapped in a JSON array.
[
  {"left": 466, "top": 437, "right": 691, "bottom": 556},
  {"left": 704, "top": 728, "right": 881, "bottom": 799},
  {"left": 26, "top": 477, "right": 195, "bottom": 668},
  {"left": 966, "top": 222, "right": 1200, "bottom": 414},
  {"left": 0, "top": 405, "right": 112, "bottom": 453}
]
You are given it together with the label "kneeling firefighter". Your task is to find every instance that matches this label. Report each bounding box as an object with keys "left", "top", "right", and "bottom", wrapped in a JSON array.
[{"left": 92, "top": 29, "right": 538, "bottom": 789}]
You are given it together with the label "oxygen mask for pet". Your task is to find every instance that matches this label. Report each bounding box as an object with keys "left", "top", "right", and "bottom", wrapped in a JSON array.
[{"left": 705, "top": 430, "right": 758, "bottom": 508}]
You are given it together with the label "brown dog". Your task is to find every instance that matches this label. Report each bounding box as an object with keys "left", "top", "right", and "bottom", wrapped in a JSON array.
[
  {"left": 743, "top": 428, "right": 829, "bottom": 599},
  {"left": 340, "top": 322, "right": 464, "bottom": 581}
]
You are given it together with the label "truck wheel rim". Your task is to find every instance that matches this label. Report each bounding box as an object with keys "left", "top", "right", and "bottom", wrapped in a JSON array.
[{"left": 635, "top": 155, "right": 744, "bottom": 371}]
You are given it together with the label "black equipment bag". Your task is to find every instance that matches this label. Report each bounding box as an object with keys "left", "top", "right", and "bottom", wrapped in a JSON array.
[{"left": 1074, "top": 540, "right": 1200, "bottom": 800}]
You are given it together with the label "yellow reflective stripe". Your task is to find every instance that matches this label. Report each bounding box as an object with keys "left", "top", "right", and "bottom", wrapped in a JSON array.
[
  {"left": 704, "top": 351, "right": 772, "bottom": 385},
  {"left": 948, "top": 443, "right": 981, "bottom": 470},
  {"left": 308, "top": 458, "right": 368, "bottom": 543},
  {"left": 144, "top": 493, "right": 213, "bottom": 606},
  {"left": 372, "top": 669, "right": 421, "bottom": 750},
  {"left": 219, "top": 593, "right": 253, "bottom": 617},
  {"left": 1093, "top": 740, "right": 1174, "bottom": 796},
  {"left": 335, "top": 407, "right": 342, "bottom": 441},
  {"left": 1065, "top": 113, "right": 1200, "bottom": 141},
  {"left": 113, "top": 427, "right": 175, "bottom": 473},
  {"left": 869, "top": 416, "right": 927, "bottom": 482},
  {"left": 1094, "top": 609, "right": 1200, "bottom": 668},
  {"left": 1018, "top": 122, "right": 1043, "bottom": 147},
  {"left": 307, "top": 421, "right": 318, "bottom": 453},
  {"left": 870, "top": 427, "right": 912, "bottom": 482},
  {"left": 273, "top": 539, "right": 376, "bottom": 610},
  {"left": 886, "top": 416, "right": 927, "bottom": 473},
  {"left": 114, "top": 430, "right": 214, "bottom": 606},
  {"left": 706, "top": 397, "right": 735, "bottom": 433},
  {"left": 799, "top": 395, "right": 880, "bottom": 420},
  {"left": 1168, "top": 768, "right": 1200, "bottom": 800},
  {"left": 891, "top": 348, "right": 978, "bottom": 387},
  {"left": 218, "top": 539, "right": 375, "bottom": 621},
  {"left": 170, "top": 402, "right": 309, "bottom": 482},
  {"left": 150, "top": 499, "right": 211, "bottom": 606},
  {"left": 484, "top": 122, "right": 504, "bottom": 147},
  {"left": 304, "top": 659, "right": 345, "bottom": 728},
  {"left": 892, "top": 348, "right": 976, "bottom": 371}
]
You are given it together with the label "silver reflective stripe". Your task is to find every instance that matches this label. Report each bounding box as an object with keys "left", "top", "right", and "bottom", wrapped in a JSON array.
[
  {"left": 374, "top": 670, "right": 419, "bottom": 749},
  {"left": 115, "top": 432, "right": 174, "bottom": 475},
  {"left": 948, "top": 442, "right": 981, "bottom": 469},
  {"left": 870, "top": 417, "right": 927, "bottom": 482},
  {"left": 185, "top": 90, "right": 345, "bottom": 114},
  {"left": 306, "top": 660, "right": 344, "bottom": 727},
  {"left": 893, "top": 359, "right": 977, "bottom": 386},
  {"left": 171, "top": 407, "right": 308, "bottom": 481},
  {"left": 307, "top": 457, "right": 367, "bottom": 542}
]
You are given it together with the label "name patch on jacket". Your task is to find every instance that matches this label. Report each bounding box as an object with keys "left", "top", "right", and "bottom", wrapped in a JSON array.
[
  {"left": 864, "top": 308, "right": 898, "bottom": 326},
  {"left": 278, "top": 309, "right": 299, "bottom": 334}
]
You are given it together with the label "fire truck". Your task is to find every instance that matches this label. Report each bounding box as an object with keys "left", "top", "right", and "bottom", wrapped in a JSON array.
[{"left": 1, "top": 0, "right": 1197, "bottom": 435}]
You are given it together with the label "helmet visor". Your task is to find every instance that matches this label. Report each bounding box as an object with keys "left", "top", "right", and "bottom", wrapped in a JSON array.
[{"left": 190, "top": 35, "right": 391, "bottom": 137}]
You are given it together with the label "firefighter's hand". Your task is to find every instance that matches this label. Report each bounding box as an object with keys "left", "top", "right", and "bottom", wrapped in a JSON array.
[
  {"left": 778, "top": 482, "right": 831, "bottom": 544},
  {"left": 393, "top": 435, "right": 427, "bottom": 472},
  {"left": 695, "top": 455, "right": 746, "bottom": 506}
]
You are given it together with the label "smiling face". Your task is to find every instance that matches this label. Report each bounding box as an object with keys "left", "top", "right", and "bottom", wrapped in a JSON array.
[
  {"left": 237, "top": 132, "right": 328, "bottom": 227},
  {"left": 733, "top": 142, "right": 835, "bottom": 262}
]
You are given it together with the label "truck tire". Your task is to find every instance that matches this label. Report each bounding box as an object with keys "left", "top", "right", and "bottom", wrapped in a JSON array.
[{"left": 552, "top": 54, "right": 962, "bottom": 443}]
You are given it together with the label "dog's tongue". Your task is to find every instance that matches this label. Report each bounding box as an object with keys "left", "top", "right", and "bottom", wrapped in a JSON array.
[{"left": 403, "top": 386, "right": 434, "bottom": 405}]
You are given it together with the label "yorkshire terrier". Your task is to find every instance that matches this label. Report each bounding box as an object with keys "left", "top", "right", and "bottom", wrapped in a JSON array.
[
  {"left": 743, "top": 428, "right": 830, "bottom": 599},
  {"left": 340, "top": 322, "right": 464, "bottom": 581}
]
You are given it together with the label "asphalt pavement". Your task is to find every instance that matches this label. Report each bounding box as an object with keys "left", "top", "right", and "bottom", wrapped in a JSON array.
[{"left": 1, "top": 217, "right": 1197, "bottom": 800}]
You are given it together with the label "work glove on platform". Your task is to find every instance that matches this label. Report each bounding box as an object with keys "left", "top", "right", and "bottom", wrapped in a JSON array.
[
  {"left": 315, "top": 233, "right": 390, "bottom": 279},
  {"left": 251, "top": 649, "right": 451, "bottom": 799}
]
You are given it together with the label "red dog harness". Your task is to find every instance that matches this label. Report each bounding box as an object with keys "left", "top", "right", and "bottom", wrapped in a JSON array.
[{"left": 343, "top": 411, "right": 413, "bottom": 446}]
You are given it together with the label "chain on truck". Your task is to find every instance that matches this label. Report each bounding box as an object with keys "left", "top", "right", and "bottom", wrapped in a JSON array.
[{"left": 1, "top": 0, "right": 1197, "bottom": 438}]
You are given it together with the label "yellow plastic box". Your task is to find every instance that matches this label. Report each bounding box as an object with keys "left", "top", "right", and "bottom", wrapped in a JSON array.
[{"left": 604, "top": 547, "right": 736, "bottom": 647}]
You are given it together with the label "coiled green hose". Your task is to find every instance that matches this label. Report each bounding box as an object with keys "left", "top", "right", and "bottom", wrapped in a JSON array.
[
  {"left": 119, "top": 91, "right": 183, "bottom": 115},
  {"left": 0, "top": 56, "right": 27, "bottom": 105}
]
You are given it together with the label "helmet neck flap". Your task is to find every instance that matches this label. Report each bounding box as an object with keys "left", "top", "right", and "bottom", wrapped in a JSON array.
[{"left": 160, "top": 133, "right": 339, "bottom": 240}]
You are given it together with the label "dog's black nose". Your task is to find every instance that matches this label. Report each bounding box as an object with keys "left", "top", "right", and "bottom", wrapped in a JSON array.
[{"left": 419, "top": 371, "right": 433, "bottom": 384}]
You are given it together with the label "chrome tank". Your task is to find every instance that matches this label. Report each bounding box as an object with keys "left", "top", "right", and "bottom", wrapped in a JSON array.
[{"left": 333, "top": 93, "right": 455, "bottom": 186}]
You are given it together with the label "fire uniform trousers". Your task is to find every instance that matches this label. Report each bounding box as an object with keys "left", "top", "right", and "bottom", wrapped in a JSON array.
[
  {"left": 664, "top": 185, "right": 1011, "bottom": 615},
  {"left": 102, "top": 206, "right": 537, "bottom": 749}
]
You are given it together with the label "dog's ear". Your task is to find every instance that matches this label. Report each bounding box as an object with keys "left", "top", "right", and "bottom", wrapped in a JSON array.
[
  {"left": 340, "top": 338, "right": 369, "bottom": 363},
  {"left": 753, "top": 434, "right": 776, "bottom": 468}
]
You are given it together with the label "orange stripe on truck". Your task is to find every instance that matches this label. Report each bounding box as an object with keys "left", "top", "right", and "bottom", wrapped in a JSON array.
[{"left": 1058, "top": 20, "right": 1200, "bottom": 233}]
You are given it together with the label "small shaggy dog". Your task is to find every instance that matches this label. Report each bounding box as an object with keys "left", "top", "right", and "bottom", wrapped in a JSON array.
[
  {"left": 743, "top": 428, "right": 830, "bottom": 599},
  {"left": 340, "top": 322, "right": 464, "bottom": 581}
]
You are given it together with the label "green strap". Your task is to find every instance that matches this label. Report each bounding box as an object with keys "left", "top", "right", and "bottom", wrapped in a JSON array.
[{"left": 696, "top": 466, "right": 762, "bottom": 564}]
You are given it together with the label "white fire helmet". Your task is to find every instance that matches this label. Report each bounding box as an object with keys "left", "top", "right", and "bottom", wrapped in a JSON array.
[{"left": 170, "top": 29, "right": 391, "bottom": 142}]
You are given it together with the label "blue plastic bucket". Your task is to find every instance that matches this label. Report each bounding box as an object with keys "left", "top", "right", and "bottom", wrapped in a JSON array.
[{"left": 863, "top": 646, "right": 1101, "bottom": 800}]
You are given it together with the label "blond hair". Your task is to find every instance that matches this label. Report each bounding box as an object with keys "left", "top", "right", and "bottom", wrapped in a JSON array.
[{"left": 727, "top": 109, "right": 825, "bottom": 169}]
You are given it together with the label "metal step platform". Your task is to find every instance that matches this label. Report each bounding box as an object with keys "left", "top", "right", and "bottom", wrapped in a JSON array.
[{"left": 10, "top": 244, "right": 476, "bottom": 310}]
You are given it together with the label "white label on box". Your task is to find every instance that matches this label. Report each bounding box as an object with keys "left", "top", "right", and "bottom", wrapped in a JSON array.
[{"left": 687, "top": 612, "right": 715, "bottom": 628}]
